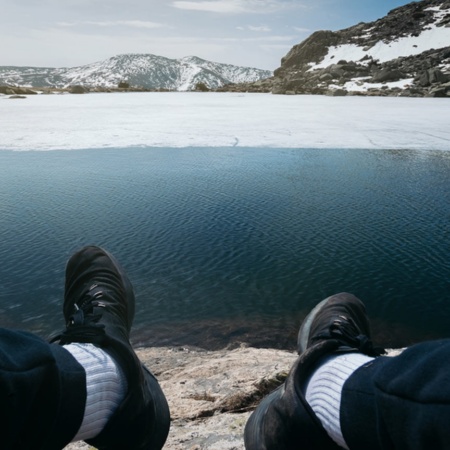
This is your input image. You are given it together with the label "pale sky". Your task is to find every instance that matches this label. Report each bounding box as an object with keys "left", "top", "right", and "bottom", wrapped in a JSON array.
[{"left": 2, "top": 0, "right": 413, "bottom": 70}]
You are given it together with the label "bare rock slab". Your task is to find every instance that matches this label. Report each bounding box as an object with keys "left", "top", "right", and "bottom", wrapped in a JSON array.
[{"left": 64, "top": 346, "right": 296, "bottom": 450}]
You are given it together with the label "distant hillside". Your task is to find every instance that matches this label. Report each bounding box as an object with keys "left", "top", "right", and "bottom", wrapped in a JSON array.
[
  {"left": 0, "top": 54, "right": 273, "bottom": 92},
  {"left": 221, "top": 0, "right": 450, "bottom": 97}
]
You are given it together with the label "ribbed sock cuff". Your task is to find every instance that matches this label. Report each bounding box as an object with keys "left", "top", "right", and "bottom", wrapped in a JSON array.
[
  {"left": 305, "top": 352, "right": 374, "bottom": 449},
  {"left": 64, "top": 343, "right": 127, "bottom": 442}
]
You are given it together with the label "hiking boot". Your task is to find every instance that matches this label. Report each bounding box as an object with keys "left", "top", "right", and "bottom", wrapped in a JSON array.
[
  {"left": 244, "top": 292, "right": 384, "bottom": 450},
  {"left": 51, "top": 246, "right": 170, "bottom": 450},
  {"left": 297, "top": 292, "right": 382, "bottom": 356}
]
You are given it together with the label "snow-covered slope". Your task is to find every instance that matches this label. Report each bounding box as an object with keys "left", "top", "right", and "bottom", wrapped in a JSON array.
[
  {"left": 308, "top": 6, "right": 450, "bottom": 69},
  {"left": 0, "top": 54, "right": 272, "bottom": 91},
  {"left": 270, "top": 0, "right": 450, "bottom": 97}
]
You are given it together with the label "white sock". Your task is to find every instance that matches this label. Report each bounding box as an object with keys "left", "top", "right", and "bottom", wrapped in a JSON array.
[
  {"left": 305, "top": 352, "right": 374, "bottom": 449},
  {"left": 64, "top": 343, "right": 127, "bottom": 442}
]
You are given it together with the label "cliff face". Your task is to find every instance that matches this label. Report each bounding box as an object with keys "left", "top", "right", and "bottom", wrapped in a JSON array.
[{"left": 220, "top": 0, "right": 450, "bottom": 97}]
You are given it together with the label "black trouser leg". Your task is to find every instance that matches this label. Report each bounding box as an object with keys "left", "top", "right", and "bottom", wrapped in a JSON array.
[
  {"left": 0, "top": 329, "right": 86, "bottom": 450},
  {"left": 341, "top": 339, "right": 450, "bottom": 450}
]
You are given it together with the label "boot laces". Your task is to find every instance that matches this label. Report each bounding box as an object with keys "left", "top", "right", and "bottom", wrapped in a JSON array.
[
  {"left": 314, "top": 314, "right": 385, "bottom": 357},
  {"left": 68, "top": 284, "right": 106, "bottom": 326},
  {"left": 50, "top": 284, "right": 108, "bottom": 344}
]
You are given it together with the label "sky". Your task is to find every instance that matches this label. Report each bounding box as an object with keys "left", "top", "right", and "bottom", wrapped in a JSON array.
[{"left": 1, "top": 0, "right": 415, "bottom": 71}]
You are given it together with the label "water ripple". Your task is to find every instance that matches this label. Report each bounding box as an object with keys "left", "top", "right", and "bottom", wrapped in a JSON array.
[{"left": 0, "top": 148, "right": 449, "bottom": 348}]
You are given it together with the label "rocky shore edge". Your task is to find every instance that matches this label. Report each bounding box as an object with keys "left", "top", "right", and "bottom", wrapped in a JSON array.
[
  {"left": 64, "top": 345, "right": 401, "bottom": 450},
  {"left": 0, "top": 84, "right": 168, "bottom": 98}
]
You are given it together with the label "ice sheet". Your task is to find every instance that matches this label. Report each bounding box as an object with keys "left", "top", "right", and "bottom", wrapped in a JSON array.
[{"left": 0, "top": 92, "right": 449, "bottom": 151}]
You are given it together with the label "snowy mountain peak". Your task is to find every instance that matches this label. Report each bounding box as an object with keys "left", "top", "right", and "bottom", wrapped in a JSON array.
[{"left": 0, "top": 54, "right": 273, "bottom": 91}]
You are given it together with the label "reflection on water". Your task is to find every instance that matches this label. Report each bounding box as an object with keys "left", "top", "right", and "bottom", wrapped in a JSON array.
[{"left": 0, "top": 147, "right": 449, "bottom": 349}]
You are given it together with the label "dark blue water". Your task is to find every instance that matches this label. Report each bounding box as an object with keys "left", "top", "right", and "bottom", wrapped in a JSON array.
[{"left": 0, "top": 147, "right": 449, "bottom": 350}]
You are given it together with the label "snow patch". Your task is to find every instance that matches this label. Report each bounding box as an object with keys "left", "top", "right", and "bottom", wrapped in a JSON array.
[
  {"left": 334, "top": 77, "right": 414, "bottom": 92},
  {"left": 309, "top": 15, "right": 450, "bottom": 70}
]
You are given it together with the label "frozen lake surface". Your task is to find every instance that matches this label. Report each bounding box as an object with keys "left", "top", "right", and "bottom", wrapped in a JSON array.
[{"left": 1, "top": 92, "right": 449, "bottom": 151}]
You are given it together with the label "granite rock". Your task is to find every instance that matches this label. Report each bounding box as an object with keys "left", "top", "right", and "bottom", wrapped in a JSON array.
[{"left": 64, "top": 346, "right": 297, "bottom": 450}]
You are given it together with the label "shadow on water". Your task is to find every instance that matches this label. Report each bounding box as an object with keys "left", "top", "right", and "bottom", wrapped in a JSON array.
[{"left": 131, "top": 312, "right": 449, "bottom": 352}]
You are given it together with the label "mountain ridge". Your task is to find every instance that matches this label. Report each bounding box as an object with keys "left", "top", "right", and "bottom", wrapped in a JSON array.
[
  {"left": 0, "top": 54, "right": 273, "bottom": 92},
  {"left": 2, "top": 0, "right": 450, "bottom": 97},
  {"left": 220, "top": 0, "right": 450, "bottom": 97}
]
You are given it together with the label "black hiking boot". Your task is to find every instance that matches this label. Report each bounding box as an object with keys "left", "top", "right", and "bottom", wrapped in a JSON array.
[
  {"left": 244, "top": 292, "right": 384, "bottom": 450},
  {"left": 51, "top": 246, "right": 170, "bottom": 450}
]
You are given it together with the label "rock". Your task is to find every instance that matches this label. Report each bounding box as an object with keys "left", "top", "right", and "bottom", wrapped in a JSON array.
[
  {"left": 416, "top": 70, "right": 431, "bottom": 87},
  {"left": 0, "top": 86, "right": 36, "bottom": 95},
  {"left": 319, "top": 73, "right": 334, "bottom": 82},
  {"left": 4, "top": 88, "right": 16, "bottom": 95},
  {"left": 14, "top": 87, "right": 37, "bottom": 95},
  {"left": 69, "top": 85, "right": 88, "bottom": 94},
  {"left": 426, "top": 86, "right": 448, "bottom": 97},
  {"left": 9, "top": 95, "right": 27, "bottom": 99},
  {"left": 149, "top": 347, "right": 295, "bottom": 421},
  {"left": 323, "top": 64, "right": 344, "bottom": 78},
  {"left": 272, "top": 85, "right": 286, "bottom": 95},
  {"left": 326, "top": 88, "right": 348, "bottom": 96},
  {"left": 372, "top": 69, "right": 405, "bottom": 83},
  {"left": 280, "top": 30, "right": 340, "bottom": 70},
  {"left": 428, "top": 68, "right": 450, "bottom": 84}
]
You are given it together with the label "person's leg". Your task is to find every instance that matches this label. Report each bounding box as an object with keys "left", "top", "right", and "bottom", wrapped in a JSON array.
[
  {"left": 0, "top": 246, "right": 170, "bottom": 450},
  {"left": 244, "top": 292, "right": 384, "bottom": 450},
  {"left": 0, "top": 329, "right": 86, "bottom": 450},
  {"left": 340, "top": 339, "right": 450, "bottom": 449},
  {"left": 51, "top": 245, "right": 170, "bottom": 449},
  {"left": 0, "top": 328, "right": 135, "bottom": 449},
  {"left": 245, "top": 292, "right": 450, "bottom": 450}
]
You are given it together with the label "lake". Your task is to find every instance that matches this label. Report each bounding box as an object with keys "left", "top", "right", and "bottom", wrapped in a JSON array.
[{"left": 0, "top": 146, "right": 449, "bottom": 350}]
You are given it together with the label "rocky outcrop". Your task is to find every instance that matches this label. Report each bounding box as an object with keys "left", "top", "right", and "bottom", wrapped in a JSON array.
[
  {"left": 272, "top": 0, "right": 450, "bottom": 97},
  {"left": 270, "top": 47, "right": 450, "bottom": 98},
  {"left": 221, "top": 0, "right": 450, "bottom": 97},
  {"left": 215, "top": 77, "right": 275, "bottom": 93},
  {"left": 68, "top": 85, "right": 88, "bottom": 94},
  {"left": 0, "top": 85, "right": 37, "bottom": 95}
]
